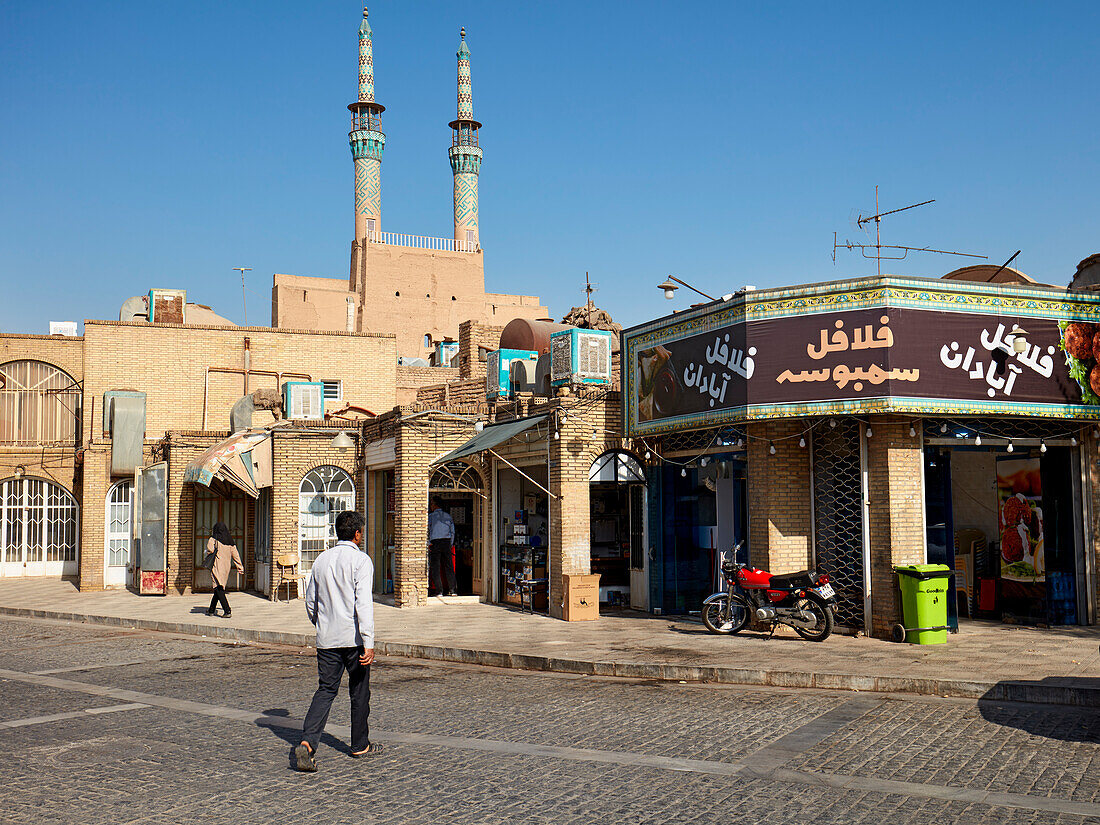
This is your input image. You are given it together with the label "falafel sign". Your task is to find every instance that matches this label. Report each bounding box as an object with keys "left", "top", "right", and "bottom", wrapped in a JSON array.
[{"left": 624, "top": 283, "right": 1100, "bottom": 436}]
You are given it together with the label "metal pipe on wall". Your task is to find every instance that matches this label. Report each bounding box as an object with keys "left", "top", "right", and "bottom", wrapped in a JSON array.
[{"left": 202, "top": 367, "right": 311, "bottom": 430}]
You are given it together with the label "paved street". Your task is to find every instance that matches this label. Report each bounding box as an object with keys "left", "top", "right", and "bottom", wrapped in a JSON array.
[{"left": 1, "top": 615, "right": 1098, "bottom": 824}]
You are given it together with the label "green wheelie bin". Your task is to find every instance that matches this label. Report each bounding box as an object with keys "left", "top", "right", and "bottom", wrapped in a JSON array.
[{"left": 892, "top": 564, "right": 953, "bottom": 644}]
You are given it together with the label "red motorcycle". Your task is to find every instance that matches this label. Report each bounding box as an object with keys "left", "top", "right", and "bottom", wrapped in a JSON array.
[{"left": 702, "top": 545, "right": 838, "bottom": 641}]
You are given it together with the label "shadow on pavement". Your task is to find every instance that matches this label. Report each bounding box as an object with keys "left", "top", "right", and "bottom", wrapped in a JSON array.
[
  {"left": 978, "top": 679, "right": 1100, "bottom": 743},
  {"left": 255, "top": 707, "right": 355, "bottom": 768}
]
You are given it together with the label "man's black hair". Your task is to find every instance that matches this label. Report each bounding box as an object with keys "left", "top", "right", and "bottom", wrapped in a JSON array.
[{"left": 335, "top": 510, "right": 365, "bottom": 541}]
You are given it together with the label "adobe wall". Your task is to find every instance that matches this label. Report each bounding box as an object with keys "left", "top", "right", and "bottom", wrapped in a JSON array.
[
  {"left": 81, "top": 321, "right": 397, "bottom": 439},
  {"left": 271, "top": 273, "right": 360, "bottom": 332},
  {"left": 397, "top": 365, "right": 459, "bottom": 405}
]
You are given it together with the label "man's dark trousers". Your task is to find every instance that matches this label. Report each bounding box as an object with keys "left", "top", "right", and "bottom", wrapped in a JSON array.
[
  {"left": 429, "top": 537, "right": 457, "bottom": 594},
  {"left": 302, "top": 647, "right": 371, "bottom": 753}
]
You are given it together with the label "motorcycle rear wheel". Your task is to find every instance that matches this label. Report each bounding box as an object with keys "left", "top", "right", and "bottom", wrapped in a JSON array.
[
  {"left": 702, "top": 595, "right": 750, "bottom": 635},
  {"left": 792, "top": 595, "right": 834, "bottom": 642}
]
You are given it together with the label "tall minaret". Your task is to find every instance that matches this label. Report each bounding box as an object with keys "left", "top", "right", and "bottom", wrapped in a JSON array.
[
  {"left": 349, "top": 6, "right": 385, "bottom": 243},
  {"left": 449, "top": 28, "right": 482, "bottom": 251}
]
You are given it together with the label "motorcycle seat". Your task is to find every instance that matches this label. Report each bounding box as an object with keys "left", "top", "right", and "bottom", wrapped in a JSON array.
[{"left": 768, "top": 570, "right": 817, "bottom": 589}]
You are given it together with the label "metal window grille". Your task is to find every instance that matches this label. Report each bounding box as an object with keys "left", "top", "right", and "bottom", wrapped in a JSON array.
[
  {"left": 1, "top": 478, "right": 78, "bottom": 568},
  {"left": 0, "top": 360, "right": 80, "bottom": 445},
  {"left": 811, "top": 419, "right": 866, "bottom": 631},
  {"left": 298, "top": 466, "right": 356, "bottom": 570},
  {"left": 430, "top": 461, "right": 484, "bottom": 490},
  {"left": 106, "top": 480, "right": 133, "bottom": 568},
  {"left": 321, "top": 380, "right": 342, "bottom": 401}
]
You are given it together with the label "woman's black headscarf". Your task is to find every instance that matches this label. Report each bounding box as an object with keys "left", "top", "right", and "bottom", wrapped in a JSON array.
[{"left": 211, "top": 522, "right": 235, "bottom": 547}]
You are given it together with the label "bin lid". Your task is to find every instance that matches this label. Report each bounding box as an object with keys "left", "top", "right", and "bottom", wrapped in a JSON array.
[{"left": 894, "top": 563, "right": 953, "bottom": 580}]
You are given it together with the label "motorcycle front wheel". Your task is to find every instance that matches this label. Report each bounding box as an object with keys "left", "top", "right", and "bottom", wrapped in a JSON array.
[
  {"left": 702, "top": 595, "right": 750, "bottom": 635},
  {"left": 792, "top": 595, "right": 834, "bottom": 642}
]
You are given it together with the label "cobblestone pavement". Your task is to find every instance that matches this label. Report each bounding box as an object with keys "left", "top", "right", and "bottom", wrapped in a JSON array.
[{"left": 0, "top": 616, "right": 1098, "bottom": 824}]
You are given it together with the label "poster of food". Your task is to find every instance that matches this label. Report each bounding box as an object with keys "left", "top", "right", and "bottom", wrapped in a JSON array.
[
  {"left": 1059, "top": 320, "right": 1100, "bottom": 404},
  {"left": 996, "top": 458, "right": 1045, "bottom": 583}
]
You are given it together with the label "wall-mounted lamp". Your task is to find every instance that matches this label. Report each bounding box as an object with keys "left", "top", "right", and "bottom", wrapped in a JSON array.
[
  {"left": 14, "top": 465, "right": 25, "bottom": 478},
  {"left": 330, "top": 431, "right": 354, "bottom": 451}
]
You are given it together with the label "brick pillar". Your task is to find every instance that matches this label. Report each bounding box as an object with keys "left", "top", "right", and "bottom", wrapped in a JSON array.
[
  {"left": 745, "top": 420, "right": 813, "bottom": 574},
  {"left": 865, "top": 418, "right": 924, "bottom": 638},
  {"left": 78, "top": 446, "right": 110, "bottom": 592},
  {"left": 548, "top": 401, "right": 592, "bottom": 619}
]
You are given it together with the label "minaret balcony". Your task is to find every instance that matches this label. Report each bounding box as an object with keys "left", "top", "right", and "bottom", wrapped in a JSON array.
[
  {"left": 448, "top": 144, "right": 482, "bottom": 174},
  {"left": 350, "top": 130, "right": 386, "bottom": 161}
]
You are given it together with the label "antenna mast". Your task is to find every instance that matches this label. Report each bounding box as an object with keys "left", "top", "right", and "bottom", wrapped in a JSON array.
[
  {"left": 232, "top": 267, "right": 253, "bottom": 325},
  {"left": 833, "top": 186, "right": 987, "bottom": 274}
]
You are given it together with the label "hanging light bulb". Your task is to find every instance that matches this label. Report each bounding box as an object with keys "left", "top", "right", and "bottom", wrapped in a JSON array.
[
  {"left": 909, "top": 423, "right": 917, "bottom": 437},
  {"left": 644, "top": 450, "right": 651, "bottom": 460},
  {"left": 737, "top": 438, "right": 744, "bottom": 449},
  {"left": 1094, "top": 426, "right": 1099, "bottom": 439},
  {"left": 553, "top": 429, "right": 560, "bottom": 440},
  {"left": 799, "top": 436, "right": 806, "bottom": 448},
  {"left": 1007, "top": 441, "right": 1014, "bottom": 453},
  {"left": 1071, "top": 436, "right": 1079, "bottom": 446},
  {"left": 865, "top": 426, "right": 873, "bottom": 438},
  {"left": 830, "top": 418, "right": 837, "bottom": 428},
  {"left": 974, "top": 434, "right": 982, "bottom": 446},
  {"left": 940, "top": 423, "right": 948, "bottom": 433},
  {"left": 769, "top": 442, "right": 776, "bottom": 455},
  {"left": 681, "top": 468, "right": 687, "bottom": 477},
  {"left": 1040, "top": 440, "right": 1047, "bottom": 453},
  {"left": 700, "top": 457, "right": 709, "bottom": 467}
]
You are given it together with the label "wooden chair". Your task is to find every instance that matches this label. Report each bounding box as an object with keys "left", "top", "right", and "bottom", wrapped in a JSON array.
[{"left": 272, "top": 551, "right": 305, "bottom": 602}]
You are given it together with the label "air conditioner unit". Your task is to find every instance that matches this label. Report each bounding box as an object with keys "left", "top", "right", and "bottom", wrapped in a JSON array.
[
  {"left": 486, "top": 349, "right": 538, "bottom": 400},
  {"left": 550, "top": 328, "right": 613, "bottom": 388},
  {"left": 283, "top": 381, "right": 325, "bottom": 420},
  {"left": 148, "top": 289, "right": 187, "bottom": 324},
  {"left": 433, "top": 340, "right": 459, "bottom": 367},
  {"left": 509, "top": 359, "right": 536, "bottom": 395}
]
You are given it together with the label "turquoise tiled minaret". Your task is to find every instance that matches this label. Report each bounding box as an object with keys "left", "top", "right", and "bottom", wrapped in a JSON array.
[
  {"left": 449, "top": 28, "right": 482, "bottom": 251},
  {"left": 349, "top": 6, "right": 385, "bottom": 243}
]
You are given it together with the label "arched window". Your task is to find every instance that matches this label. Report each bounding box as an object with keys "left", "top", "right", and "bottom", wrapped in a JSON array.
[
  {"left": 1, "top": 477, "right": 78, "bottom": 576},
  {"left": 589, "top": 451, "right": 646, "bottom": 483},
  {"left": 105, "top": 480, "right": 133, "bottom": 586},
  {"left": 430, "top": 461, "right": 484, "bottom": 491},
  {"left": 0, "top": 361, "right": 80, "bottom": 445},
  {"left": 298, "top": 466, "right": 356, "bottom": 570}
]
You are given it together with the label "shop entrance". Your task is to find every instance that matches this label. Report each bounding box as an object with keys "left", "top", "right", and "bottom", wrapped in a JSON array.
[
  {"left": 924, "top": 422, "right": 1086, "bottom": 627},
  {"left": 429, "top": 461, "right": 485, "bottom": 597},
  {"left": 589, "top": 451, "right": 646, "bottom": 608},
  {"left": 496, "top": 462, "right": 549, "bottom": 612}
]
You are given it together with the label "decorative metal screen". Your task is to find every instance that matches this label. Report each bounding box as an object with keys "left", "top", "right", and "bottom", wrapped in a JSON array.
[
  {"left": 811, "top": 419, "right": 865, "bottom": 630},
  {"left": 0, "top": 361, "right": 80, "bottom": 445},
  {"left": 298, "top": 466, "right": 355, "bottom": 570},
  {"left": 106, "top": 481, "right": 133, "bottom": 568},
  {"left": 1, "top": 478, "right": 78, "bottom": 571}
]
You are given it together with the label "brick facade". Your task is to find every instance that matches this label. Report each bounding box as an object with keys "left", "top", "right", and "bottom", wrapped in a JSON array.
[{"left": 745, "top": 419, "right": 813, "bottom": 574}]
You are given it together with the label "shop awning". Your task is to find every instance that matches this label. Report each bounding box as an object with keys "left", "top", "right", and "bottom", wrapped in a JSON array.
[
  {"left": 183, "top": 430, "right": 273, "bottom": 499},
  {"left": 431, "top": 415, "right": 548, "bottom": 465}
]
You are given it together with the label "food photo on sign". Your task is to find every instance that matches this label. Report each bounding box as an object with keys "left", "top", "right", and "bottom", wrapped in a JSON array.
[
  {"left": 1058, "top": 320, "right": 1100, "bottom": 405},
  {"left": 996, "top": 458, "right": 1045, "bottom": 583}
]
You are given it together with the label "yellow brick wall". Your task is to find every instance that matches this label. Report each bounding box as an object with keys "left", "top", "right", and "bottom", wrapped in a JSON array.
[
  {"left": 81, "top": 321, "right": 397, "bottom": 439},
  {"left": 745, "top": 419, "right": 813, "bottom": 574}
]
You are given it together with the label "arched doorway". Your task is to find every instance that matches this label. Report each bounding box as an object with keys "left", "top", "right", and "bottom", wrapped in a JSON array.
[
  {"left": 105, "top": 480, "right": 134, "bottom": 587},
  {"left": 298, "top": 466, "right": 356, "bottom": 571},
  {"left": 589, "top": 451, "right": 646, "bottom": 609},
  {"left": 429, "top": 461, "right": 485, "bottom": 596},
  {"left": 0, "top": 477, "right": 78, "bottom": 577}
]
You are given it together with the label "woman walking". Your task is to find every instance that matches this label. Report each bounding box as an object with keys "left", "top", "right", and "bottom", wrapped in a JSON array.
[{"left": 205, "top": 522, "right": 244, "bottom": 618}]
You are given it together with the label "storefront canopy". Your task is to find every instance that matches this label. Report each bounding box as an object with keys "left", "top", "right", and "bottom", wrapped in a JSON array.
[
  {"left": 431, "top": 415, "right": 548, "bottom": 466},
  {"left": 182, "top": 430, "right": 273, "bottom": 499}
]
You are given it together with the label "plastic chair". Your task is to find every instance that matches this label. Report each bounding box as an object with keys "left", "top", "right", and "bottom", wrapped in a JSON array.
[
  {"left": 954, "top": 554, "right": 973, "bottom": 618},
  {"left": 272, "top": 551, "right": 305, "bottom": 602}
]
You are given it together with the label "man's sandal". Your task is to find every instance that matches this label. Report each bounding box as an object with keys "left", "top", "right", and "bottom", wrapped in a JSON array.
[{"left": 350, "top": 743, "right": 385, "bottom": 757}]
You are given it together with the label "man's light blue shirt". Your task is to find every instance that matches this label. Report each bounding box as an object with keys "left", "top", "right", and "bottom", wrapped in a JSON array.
[
  {"left": 428, "top": 508, "right": 455, "bottom": 543},
  {"left": 304, "top": 540, "right": 374, "bottom": 649}
]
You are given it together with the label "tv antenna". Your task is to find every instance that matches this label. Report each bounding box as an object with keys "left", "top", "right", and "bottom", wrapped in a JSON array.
[
  {"left": 232, "top": 267, "right": 253, "bottom": 325},
  {"left": 832, "top": 186, "right": 987, "bottom": 275},
  {"left": 583, "top": 271, "right": 597, "bottom": 327}
]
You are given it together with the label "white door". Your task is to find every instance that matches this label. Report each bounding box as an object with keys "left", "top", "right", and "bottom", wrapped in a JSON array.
[
  {"left": 1, "top": 478, "right": 78, "bottom": 577},
  {"left": 105, "top": 480, "right": 133, "bottom": 587}
]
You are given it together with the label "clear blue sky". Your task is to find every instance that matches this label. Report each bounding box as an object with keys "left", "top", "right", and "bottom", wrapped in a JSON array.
[{"left": 2, "top": 1, "right": 1098, "bottom": 334}]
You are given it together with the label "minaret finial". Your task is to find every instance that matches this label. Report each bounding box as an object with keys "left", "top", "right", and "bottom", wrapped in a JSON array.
[{"left": 460, "top": 27, "right": 465, "bottom": 38}]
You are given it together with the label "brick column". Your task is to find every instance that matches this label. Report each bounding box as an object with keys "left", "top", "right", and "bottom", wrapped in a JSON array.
[
  {"left": 745, "top": 420, "right": 813, "bottom": 574},
  {"left": 865, "top": 418, "right": 924, "bottom": 638},
  {"left": 78, "top": 446, "right": 110, "bottom": 592},
  {"left": 548, "top": 400, "right": 593, "bottom": 619}
]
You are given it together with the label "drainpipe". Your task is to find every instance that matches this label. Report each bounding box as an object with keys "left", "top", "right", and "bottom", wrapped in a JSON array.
[{"left": 244, "top": 338, "right": 251, "bottom": 396}]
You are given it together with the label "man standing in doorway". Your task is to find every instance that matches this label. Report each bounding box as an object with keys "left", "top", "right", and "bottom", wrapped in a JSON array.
[
  {"left": 295, "top": 510, "right": 382, "bottom": 772},
  {"left": 428, "top": 498, "right": 457, "bottom": 596}
]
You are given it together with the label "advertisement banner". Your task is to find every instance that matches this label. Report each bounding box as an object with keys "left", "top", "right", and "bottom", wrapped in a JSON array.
[
  {"left": 996, "top": 457, "right": 1045, "bottom": 583},
  {"left": 625, "top": 278, "right": 1100, "bottom": 435}
]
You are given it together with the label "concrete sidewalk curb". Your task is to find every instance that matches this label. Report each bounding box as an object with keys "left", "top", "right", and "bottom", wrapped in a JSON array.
[{"left": 3, "top": 604, "right": 1096, "bottom": 708}]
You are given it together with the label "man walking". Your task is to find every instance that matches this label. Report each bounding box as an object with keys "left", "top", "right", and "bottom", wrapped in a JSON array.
[
  {"left": 428, "top": 498, "right": 457, "bottom": 596},
  {"left": 295, "top": 510, "right": 382, "bottom": 772}
]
